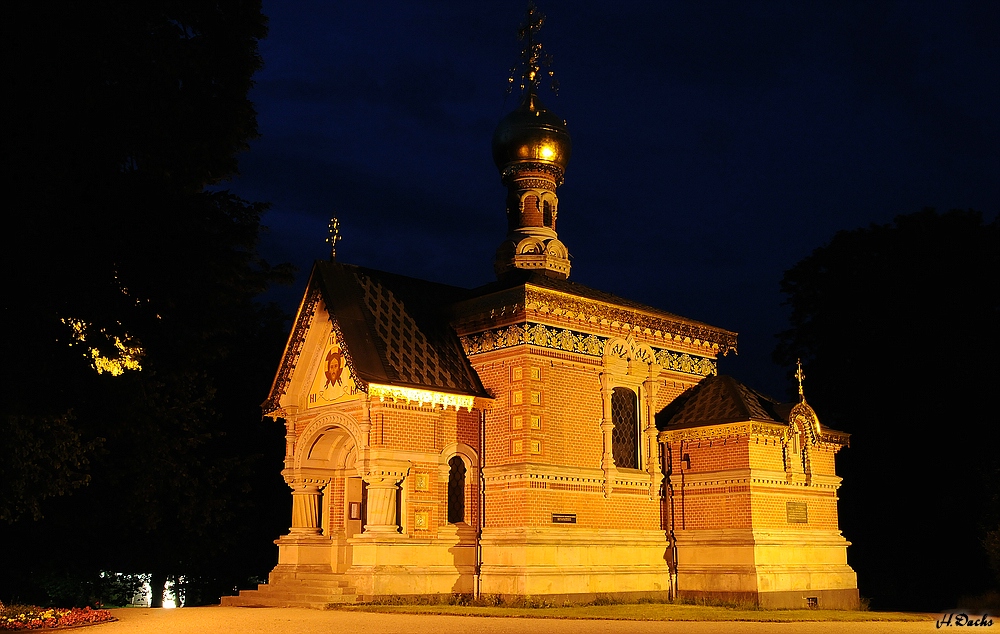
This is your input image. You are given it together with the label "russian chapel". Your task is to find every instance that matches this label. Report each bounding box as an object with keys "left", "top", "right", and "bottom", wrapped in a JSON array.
[{"left": 224, "top": 6, "right": 859, "bottom": 610}]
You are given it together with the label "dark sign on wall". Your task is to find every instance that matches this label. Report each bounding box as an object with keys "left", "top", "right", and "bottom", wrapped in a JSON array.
[
  {"left": 786, "top": 501, "right": 808, "bottom": 524},
  {"left": 551, "top": 513, "right": 577, "bottom": 524}
]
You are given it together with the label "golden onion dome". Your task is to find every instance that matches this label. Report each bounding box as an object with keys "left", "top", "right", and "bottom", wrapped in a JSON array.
[{"left": 492, "top": 90, "right": 572, "bottom": 173}]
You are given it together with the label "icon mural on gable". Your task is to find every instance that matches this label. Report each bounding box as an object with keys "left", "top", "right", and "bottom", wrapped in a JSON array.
[{"left": 308, "top": 329, "right": 357, "bottom": 407}]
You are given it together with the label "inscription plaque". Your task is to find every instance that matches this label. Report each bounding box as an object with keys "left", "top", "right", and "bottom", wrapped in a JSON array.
[
  {"left": 551, "top": 513, "right": 577, "bottom": 524},
  {"left": 786, "top": 501, "right": 808, "bottom": 524}
]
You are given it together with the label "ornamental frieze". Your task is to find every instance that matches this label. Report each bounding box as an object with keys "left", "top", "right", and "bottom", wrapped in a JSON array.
[
  {"left": 460, "top": 322, "right": 717, "bottom": 377},
  {"left": 659, "top": 421, "right": 848, "bottom": 446},
  {"left": 658, "top": 422, "right": 786, "bottom": 443},
  {"left": 523, "top": 288, "right": 738, "bottom": 354}
]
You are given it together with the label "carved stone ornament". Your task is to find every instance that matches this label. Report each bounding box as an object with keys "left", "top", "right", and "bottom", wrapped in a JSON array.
[
  {"left": 658, "top": 421, "right": 788, "bottom": 444},
  {"left": 522, "top": 288, "right": 737, "bottom": 354},
  {"left": 788, "top": 401, "right": 821, "bottom": 444},
  {"left": 460, "top": 322, "right": 717, "bottom": 377}
]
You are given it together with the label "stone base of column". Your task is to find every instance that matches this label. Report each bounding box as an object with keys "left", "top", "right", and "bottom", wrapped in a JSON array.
[{"left": 274, "top": 534, "right": 334, "bottom": 571}]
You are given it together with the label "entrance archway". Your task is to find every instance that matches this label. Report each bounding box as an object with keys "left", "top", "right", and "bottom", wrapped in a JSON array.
[{"left": 287, "top": 412, "right": 365, "bottom": 571}]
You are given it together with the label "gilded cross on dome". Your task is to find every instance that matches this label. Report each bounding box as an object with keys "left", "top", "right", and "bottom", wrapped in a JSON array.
[
  {"left": 795, "top": 358, "right": 807, "bottom": 402},
  {"left": 508, "top": 2, "right": 558, "bottom": 96},
  {"left": 327, "top": 217, "right": 341, "bottom": 261}
]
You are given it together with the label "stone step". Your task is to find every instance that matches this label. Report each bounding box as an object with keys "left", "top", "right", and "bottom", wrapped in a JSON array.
[
  {"left": 221, "top": 596, "right": 336, "bottom": 609},
  {"left": 268, "top": 571, "right": 352, "bottom": 583},
  {"left": 259, "top": 579, "right": 354, "bottom": 591},
  {"left": 253, "top": 589, "right": 355, "bottom": 601},
  {"left": 222, "top": 578, "right": 358, "bottom": 608}
]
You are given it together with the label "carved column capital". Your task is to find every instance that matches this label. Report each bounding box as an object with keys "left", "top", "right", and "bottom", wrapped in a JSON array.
[{"left": 599, "top": 372, "right": 612, "bottom": 393}]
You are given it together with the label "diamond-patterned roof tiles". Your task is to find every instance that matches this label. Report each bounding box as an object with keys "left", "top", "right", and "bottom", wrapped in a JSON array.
[
  {"left": 314, "top": 261, "right": 487, "bottom": 397},
  {"left": 656, "top": 375, "right": 790, "bottom": 429}
]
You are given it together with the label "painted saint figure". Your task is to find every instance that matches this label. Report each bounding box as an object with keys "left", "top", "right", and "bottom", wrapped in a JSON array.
[{"left": 324, "top": 341, "right": 344, "bottom": 388}]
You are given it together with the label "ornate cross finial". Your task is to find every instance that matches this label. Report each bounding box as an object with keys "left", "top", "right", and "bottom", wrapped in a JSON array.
[
  {"left": 327, "top": 217, "right": 341, "bottom": 261},
  {"left": 507, "top": 1, "right": 559, "bottom": 96},
  {"left": 795, "top": 358, "right": 806, "bottom": 402}
]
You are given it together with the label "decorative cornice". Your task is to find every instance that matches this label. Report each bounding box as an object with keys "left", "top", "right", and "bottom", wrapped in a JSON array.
[
  {"left": 658, "top": 420, "right": 849, "bottom": 447},
  {"left": 368, "top": 383, "right": 475, "bottom": 411},
  {"left": 516, "top": 177, "right": 557, "bottom": 190},
  {"left": 460, "top": 322, "right": 717, "bottom": 377},
  {"left": 659, "top": 421, "right": 787, "bottom": 443},
  {"left": 523, "top": 287, "right": 737, "bottom": 354},
  {"left": 501, "top": 161, "right": 564, "bottom": 185}
]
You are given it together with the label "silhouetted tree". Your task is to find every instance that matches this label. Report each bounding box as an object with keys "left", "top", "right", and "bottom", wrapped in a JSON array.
[
  {"left": 774, "top": 208, "right": 1000, "bottom": 611},
  {"left": 3, "top": 0, "right": 291, "bottom": 606}
]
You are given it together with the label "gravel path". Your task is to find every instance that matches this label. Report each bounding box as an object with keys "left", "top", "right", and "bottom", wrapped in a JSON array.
[{"left": 91, "top": 606, "right": 941, "bottom": 634}]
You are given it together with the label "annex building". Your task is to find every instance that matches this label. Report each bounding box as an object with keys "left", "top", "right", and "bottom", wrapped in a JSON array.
[{"left": 223, "top": 8, "right": 859, "bottom": 610}]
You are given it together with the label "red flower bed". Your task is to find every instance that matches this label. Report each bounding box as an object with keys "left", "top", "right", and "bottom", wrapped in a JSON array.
[{"left": 0, "top": 606, "right": 115, "bottom": 630}]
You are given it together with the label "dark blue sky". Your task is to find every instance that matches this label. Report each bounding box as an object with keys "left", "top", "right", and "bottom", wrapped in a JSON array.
[{"left": 229, "top": 0, "right": 999, "bottom": 398}]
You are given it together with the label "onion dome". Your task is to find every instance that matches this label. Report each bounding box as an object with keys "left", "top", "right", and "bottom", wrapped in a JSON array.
[{"left": 492, "top": 88, "right": 572, "bottom": 174}]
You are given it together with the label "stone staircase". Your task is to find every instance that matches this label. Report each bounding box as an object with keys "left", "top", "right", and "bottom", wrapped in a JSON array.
[{"left": 221, "top": 572, "right": 358, "bottom": 609}]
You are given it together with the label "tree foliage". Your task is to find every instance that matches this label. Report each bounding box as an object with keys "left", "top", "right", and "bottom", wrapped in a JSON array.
[
  {"left": 0, "top": 414, "right": 98, "bottom": 523},
  {"left": 774, "top": 208, "right": 1000, "bottom": 610},
  {"left": 3, "top": 0, "right": 291, "bottom": 605}
]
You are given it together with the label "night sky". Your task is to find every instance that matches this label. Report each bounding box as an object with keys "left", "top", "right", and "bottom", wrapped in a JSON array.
[{"left": 229, "top": 0, "right": 999, "bottom": 399}]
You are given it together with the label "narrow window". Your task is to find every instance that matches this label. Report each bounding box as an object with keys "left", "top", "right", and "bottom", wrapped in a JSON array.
[
  {"left": 611, "top": 387, "right": 639, "bottom": 469},
  {"left": 448, "top": 456, "right": 466, "bottom": 524},
  {"left": 543, "top": 200, "right": 553, "bottom": 227}
]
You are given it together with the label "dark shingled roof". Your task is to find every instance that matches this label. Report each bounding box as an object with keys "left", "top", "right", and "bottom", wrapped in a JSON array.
[
  {"left": 656, "top": 375, "right": 792, "bottom": 430},
  {"left": 268, "top": 262, "right": 739, "bottom": 412},
  {"left": 314, "top": 261, "right": 488, "bottom": 397}
]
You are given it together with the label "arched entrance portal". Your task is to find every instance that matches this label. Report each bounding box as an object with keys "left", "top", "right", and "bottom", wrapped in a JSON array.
[{"left": 279, "top": 413, "right": 366, "bottom": 574}]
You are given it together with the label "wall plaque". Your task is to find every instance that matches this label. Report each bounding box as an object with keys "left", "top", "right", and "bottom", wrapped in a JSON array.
[
  {"left": 786, "top": 501, "right": 808, "bottom": 524},
  {"left": 414, "top": 511, "right": 429, "bottom": 531},
  {"left": 414, "top": 473, "right": 429, "bottom": 492},
  {"left": 551, "top": 513, "right": 577, "bottom": 524}
]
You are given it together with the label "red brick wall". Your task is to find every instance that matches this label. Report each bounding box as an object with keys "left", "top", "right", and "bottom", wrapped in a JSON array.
[
  {"left": 470, "top": 344, "right": 678, "bottom": 531},
  {"left": 663, "top": 433, "right": 844, "bottom": 532}
]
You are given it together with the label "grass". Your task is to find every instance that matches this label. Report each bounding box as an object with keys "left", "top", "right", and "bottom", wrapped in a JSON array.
[{"left": 330, "top": 597, "right": 932, "bottom": 622}]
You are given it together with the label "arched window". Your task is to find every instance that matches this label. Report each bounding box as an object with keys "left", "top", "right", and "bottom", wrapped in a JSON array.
[
  {"left": 448, "top": 456, "right": 466, "bottom": 524},
  {"left": 611, "top": 387, "right": 639, "bottom": 469},
  {"left": 543, "top": 200, "right": 553, "bottom": 227}
]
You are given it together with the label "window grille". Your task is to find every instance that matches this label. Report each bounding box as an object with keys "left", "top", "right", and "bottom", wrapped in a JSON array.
[
  {"left": 611, "top": 387, "right": 639, "bottom": 469},
  {"left": 448, "top": 456, "right": 466, "bottom": 523}
]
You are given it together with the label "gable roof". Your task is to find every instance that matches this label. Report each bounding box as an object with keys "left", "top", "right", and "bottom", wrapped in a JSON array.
[
  {"left": 264, "top": 261, "right": 489, "bottom": 413},
  {"left": 656, "top": 375, "right": 792, "bottom": 430},
  {"left": 317, "top": 261, "right": 486, "bottom": 395}
]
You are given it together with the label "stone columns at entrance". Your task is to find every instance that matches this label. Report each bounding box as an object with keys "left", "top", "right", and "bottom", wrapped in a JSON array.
[
  {"left": 289, "top": 480, "right": 324, "bottom": 536},
  {"left": 362, "top": 476, "right": 400, "bottom": 534},
  {"left": 359, "top": 461, "right": 410, "bottom": 535}
]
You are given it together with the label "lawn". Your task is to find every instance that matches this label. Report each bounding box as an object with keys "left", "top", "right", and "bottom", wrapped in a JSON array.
[{"left": 332, "top": 602, "right": 932, "bottom": 622}]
